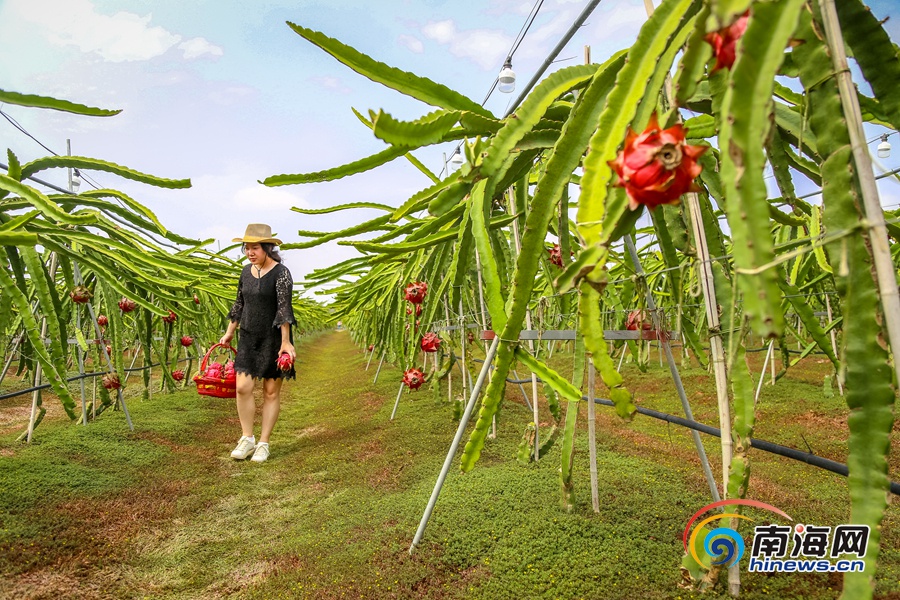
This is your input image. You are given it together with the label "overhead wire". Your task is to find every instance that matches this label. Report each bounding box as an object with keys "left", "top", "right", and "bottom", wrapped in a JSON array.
[{"left": 0, "top": 106, "right": 102, "bottom": 191}]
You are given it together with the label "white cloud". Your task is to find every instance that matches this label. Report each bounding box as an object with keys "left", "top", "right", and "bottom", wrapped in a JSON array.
[
  {"left": 397, "top": 34, "right": 424, "bottom": 54},
  {"left": 232, "top": 185, "right": 309, "bottom": 212},
  {"left": 422, "top": 19, "right": 456, "bottom": 44},
  {"left": 6, "top": 0, "right": 220, "bottom": 63},
  {"left": 309, "top": 75, "right": 351, "bottom": 94},
  {"left": 179, "top": 37, "right": 223, "bottom": 60},
  {"left": 421, "top": 19, "right": 512, "bottom": 70}
]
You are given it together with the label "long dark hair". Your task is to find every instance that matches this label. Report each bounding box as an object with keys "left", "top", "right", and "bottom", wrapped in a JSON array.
[
  {"left": 242, "top": 243, "right": 283, "bottom": 263},
  {"left": 260, "top": 243, "right": 283, "bottom": 263}
]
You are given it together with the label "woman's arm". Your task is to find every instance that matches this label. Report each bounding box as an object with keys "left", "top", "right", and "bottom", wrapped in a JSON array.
[
  {"left": 221, "top": 271, "right": 243, "bottom": 345},
  {"left": 274, "top": 266, "right": 296, "bottom": 359},
  {"left": 279, "top": 322, "right": 295, "bottom": 359},
  {"left": 220, "top": 320, "right": 238, "bottom": 345}
]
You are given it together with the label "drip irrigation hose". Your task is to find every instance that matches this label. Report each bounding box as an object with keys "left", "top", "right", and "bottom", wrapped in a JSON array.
[
  {"left": 450, "top": 356, "right": 900, "bottom": 495},
  {"left": 0, "top": 355, "right": 199, "bottom": 402}
]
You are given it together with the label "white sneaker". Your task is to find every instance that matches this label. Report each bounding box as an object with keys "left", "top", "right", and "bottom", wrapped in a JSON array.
[
  {"left": 251, "top": 442, "right": 270, "bottom": 463},
  {"left": 231, "top": 436, "right": 256, "bottom": 460}
]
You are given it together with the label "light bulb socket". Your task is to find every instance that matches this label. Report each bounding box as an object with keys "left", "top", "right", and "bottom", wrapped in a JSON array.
[
  {"left": 877, "top": 140, "right": 891, "bottom": 158},
  {"left": 498, "top": 59, "right": 516, "bottom": 94},
  {"left": 449, "top": 149, "right": 464, "bottom": 170}
]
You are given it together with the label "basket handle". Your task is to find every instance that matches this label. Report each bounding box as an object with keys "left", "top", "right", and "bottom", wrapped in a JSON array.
[{"left": 199, "top": 342, "right": 236, "bottom": 373}]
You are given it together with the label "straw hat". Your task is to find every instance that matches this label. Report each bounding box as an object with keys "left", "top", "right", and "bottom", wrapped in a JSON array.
[{"left": 232, "top": 223, "right": 282, "bottom": 245}]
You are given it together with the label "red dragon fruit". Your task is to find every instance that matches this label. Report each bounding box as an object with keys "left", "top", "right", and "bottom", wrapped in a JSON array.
[
  {"left": 193, "top": 294, "right": 200, "bottom": 305},
  {"left": 404, "top": 281, "right": 428, "bottom": 304},
  {"left": 172, "top": 369, "right": 185, "bottom": 382},
  {"left": 180, "top": 335, "right": 194, "bottom": 347},
  {"left": 276, "top": 353, "right": 294, "bottom": 372},
  {"left": 97, "top": 315, "right": 109, "bottom": 327},
  {"left": 420, "top": 332, "right": 442, "bottom": 353},
  {"left": 101, "top": 373, "right": 121, "bottom": 390},
  {"left": 402, "top": 368, "right": 426, "bottom": 391},
  {"left": 406, "top": 304, "right": 423, "bottom": 316},
  {"left": 118, "top": 297, "right": 137, "bottom": 313},
  {"left": 625, "top": 309, "right": 653, "bottom": 331},
  {"left": 70, "top": 285, "right": 92, "bottom": 304},
  {"left": 162, "top": 310, "right": 177, "bottom": 324},
  {"left": 205, "top": 362, "right": 223, "bottom": 378}
]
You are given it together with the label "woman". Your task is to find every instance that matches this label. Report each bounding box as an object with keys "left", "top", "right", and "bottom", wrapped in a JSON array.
[{"left": 220, "top": 224, "right": 296, "bottom": 463}]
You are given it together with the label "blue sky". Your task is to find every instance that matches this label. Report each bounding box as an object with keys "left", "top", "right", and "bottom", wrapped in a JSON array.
[{"left": 1, "top": 0, "right": 899, "bottom": 292}]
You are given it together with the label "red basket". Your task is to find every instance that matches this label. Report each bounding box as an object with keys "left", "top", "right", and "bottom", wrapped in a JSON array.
[{"left": 193, "top": 343, "right": 237, "bottom": 399}]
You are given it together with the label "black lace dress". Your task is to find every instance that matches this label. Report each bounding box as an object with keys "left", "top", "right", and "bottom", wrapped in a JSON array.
[{"left": 227, "top": 263, "right": 296, "bottom": 380}]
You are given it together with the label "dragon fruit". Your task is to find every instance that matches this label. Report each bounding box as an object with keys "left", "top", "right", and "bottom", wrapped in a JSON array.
[
  {"left": 205, "top": 362, "right": 224, "bottom": 378},
  {"left": 420, "top": 332, "right": 442, "bottom": 353},
  {"left": 406, "top": 304, "right": 423, "bottom": 316},
  {"left": 101, "top": 373, "right": 121, "bottom": 390},
  {"left": 276, "top": 353, "right": 294, "bottom": 372},
  {"left": 404, "top": 281, "right": 428, "bottom": 304},
  {"left": 70, "top": 285, "right": 92, "bottom": 304},
  {"left": 193, "top": 294, "right": 200, "bottom": 305},
  {"left": 162, "top": 310, "right": 177, "bottom": 324},
  {"left": 625, "top": 310, "right": 653, "bottom": 331},
  {"left": 172, "top": 369, "right": 185, "bottom": 382},
  {"left": 402, "top": 368, "right": 425, "bottom": 391},
  {"left": 97, "top": 315, "right": 109, "bottom": 327},
  {"left": 180, "top": 335, "right": 194, "bottom": 347},
  {"left": 118, "top": 297, "right": 137, "bottom": 313}
]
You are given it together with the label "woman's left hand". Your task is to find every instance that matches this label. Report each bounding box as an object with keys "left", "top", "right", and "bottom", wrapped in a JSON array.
[{"left": 279, "top": 342, "right": 295, "bottom": 360}]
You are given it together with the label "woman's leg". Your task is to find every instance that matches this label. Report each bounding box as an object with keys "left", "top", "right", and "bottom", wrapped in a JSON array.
[
  {"left": 235, "top": 373, "right": 256, "bottom": 437},
  {"left": 258, "top": 377, "right": 283, "bottom": 443}
]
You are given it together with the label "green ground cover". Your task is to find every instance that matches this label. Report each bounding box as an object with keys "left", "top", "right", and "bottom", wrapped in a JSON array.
[{"left": 0, "top": 331, "right": 897, "bottom": 599}]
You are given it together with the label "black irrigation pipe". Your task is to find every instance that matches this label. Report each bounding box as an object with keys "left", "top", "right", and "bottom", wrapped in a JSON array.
[
  {"left": 454, "top": 356, "right": 900, "bottom": 495},
  {"left": 593, "top": 398, "right": 900, "bottom": 497},
  {"left": 0, "top": 356, "right": 199, "bottom": 402}
]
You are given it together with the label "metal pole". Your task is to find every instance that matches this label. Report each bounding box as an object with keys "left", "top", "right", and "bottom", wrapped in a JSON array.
[
  {"left": 504, "top": 0, "right": 604, "bottom": 117},
  {"left": 0, "top": 332, "right": 23, "bottom": 386},
  {"left": 445, "top": 301, "right": 453, "bottom": 402},
  {"left": 508, "top": 188, "right": 540, "bottom": 460},
  {"left": 410, "top": 335, "right": 500, "bottom": 552},
  {"left": 824, "top": 294, "right": 843, "bottom": 396},
  {"left": 390, "top": 382, "right": 405, "bottom": 420},
  {"left": 625, "top": 235, "right": 720, "bottom": 503},
  {"left": 587, "top": 359, "right": 600, "bottom": 513},
  {"left": 26, "top": 252, "right": 59, "bottom": 442},
  {"left": 755, "top": 341, "right": 775, "bottom": 405},
  {"left": 459, "top": 297, "right": 468, "bottom": 406},
  {"left": 511, "top": 370, "right": 533, "bottom": 412},
  {"left": 366, "top": 346, "right": 375, "bottom": 370},
  {"left": 373, "top": 350, "right": 386, "bottom": 384},
  {"left": 819, "top": 0, "right": 900, "bottom": 389},
  {"left": 76, "top": 305, "right": 88, "bottom": 425},
  {"left": 122, "top": 343, "right": 141, "bottom": 384},
  {"left": 771, "top": 338, "right": 777, "bottom": 385},
  {"left": 74, "top": 262, "right": 133, "bottom": 431}
]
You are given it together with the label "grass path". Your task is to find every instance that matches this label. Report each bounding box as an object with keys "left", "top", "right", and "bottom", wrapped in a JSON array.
[{"left": 0, "top": 331, "right": 897, "bottom": 599}]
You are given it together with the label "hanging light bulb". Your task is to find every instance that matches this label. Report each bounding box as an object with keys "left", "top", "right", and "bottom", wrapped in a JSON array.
[
  {"left": 498, "top": 59, "right": 516, "bottom": 94},
  {"left": 449, "top": 148, "right": 464, "bottom": 171},
  {"left": 877, "top": 134, "right": 891, "bottom": 158},
  {"left": 71, "top": 169, "right": 81, "bottom": 193}
]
